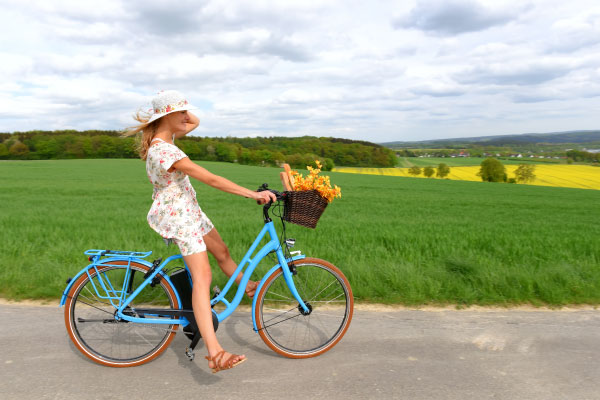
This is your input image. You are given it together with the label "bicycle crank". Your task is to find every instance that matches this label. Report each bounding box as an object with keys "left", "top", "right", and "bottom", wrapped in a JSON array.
[{"left": 185, "top": 347, "right": 195, "bottom": 361}]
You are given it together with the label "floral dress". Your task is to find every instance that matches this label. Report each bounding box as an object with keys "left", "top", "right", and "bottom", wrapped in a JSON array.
[{"left": 146, "top": 139, "right": 214, "bottom": 256}]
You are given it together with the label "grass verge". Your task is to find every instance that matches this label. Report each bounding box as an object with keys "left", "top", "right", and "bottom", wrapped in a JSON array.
[{"left": 1, "top": 159, "right": 599, "bottom": 305}]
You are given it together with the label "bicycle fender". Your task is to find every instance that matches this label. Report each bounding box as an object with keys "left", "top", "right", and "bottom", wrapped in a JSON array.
[
  {"left": 251, "top": 254, "right": 306, "bottom": 332},
  {"left": 59, "top": 257, "right": 154, "bottom": 306}
]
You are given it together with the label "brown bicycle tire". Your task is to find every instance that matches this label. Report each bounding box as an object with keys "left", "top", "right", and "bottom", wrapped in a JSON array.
[
  {"left": 64, "top": 261, "right": 180, "bottom": 367},
  {"left": 254, "top": 257, "right": 354, "bottom": 358}
]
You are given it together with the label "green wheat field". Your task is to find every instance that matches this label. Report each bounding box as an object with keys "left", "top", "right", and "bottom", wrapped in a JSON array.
[{"left": 1, "top": 159, "right": 599, "bottom": 306}]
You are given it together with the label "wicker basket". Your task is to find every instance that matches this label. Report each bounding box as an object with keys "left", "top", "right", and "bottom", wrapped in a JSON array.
[{"left": 283, "top": 190, "right": 328, "bottom": 229}]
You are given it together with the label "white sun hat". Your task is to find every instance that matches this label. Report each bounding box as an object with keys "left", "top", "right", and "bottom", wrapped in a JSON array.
[{"left": 147, "top": 90, "right": 196, "bottom": 123}]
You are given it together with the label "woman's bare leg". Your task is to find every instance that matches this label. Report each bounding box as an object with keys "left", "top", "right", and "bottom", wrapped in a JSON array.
[
  {"left": 204, "top": 228, "right": 258, "bottom": 297},
  {"left": 183, "top": 251, "right": 245, "bottom": 368}
]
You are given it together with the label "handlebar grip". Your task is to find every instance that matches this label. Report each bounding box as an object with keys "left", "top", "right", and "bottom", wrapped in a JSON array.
[
  {"left": 256, "top": 184, "right": 285, "bottom": 201},
  {"left": 256, "top": 184, "right": 289, "bottom": 222}
]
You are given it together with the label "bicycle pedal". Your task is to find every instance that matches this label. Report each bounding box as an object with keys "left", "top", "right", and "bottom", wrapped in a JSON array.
[
  {"left": 185, "top": 347, "right": 195, "bottom": 361},
  {"left": 212, "top": 285, "right": 221, "bottom": 296}
]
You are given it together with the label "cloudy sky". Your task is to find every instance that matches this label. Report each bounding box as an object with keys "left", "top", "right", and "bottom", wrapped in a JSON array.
[{"left": 1, "top": 0, "right": 599, "bottom": 142}]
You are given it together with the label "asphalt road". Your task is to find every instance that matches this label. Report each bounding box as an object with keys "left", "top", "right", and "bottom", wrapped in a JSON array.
[{"left": 1, "top": 303, "right": 599, "bottom": 400}]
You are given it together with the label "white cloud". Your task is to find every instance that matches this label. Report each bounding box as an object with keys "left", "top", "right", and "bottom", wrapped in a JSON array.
[
  {"left": 410, "top": 82, "right": 466, "bottom": 97},
  {"left": 393, "top": 0, "right": 523, "bottom": 35},
  {"left": 545, "top": 9, "right": 600, "bottom": 53},
  {"left": 455, "top": 59, "right": 575, "bottom": 85},
  {"left": 0, "top": 0, "right": 599, "bottom": 141}
]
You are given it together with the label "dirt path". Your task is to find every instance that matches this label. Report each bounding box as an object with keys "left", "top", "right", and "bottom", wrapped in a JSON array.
[
  {"left": 2, "top": 303, "right": 599, "bottom": 399},
  {"left": 2, "top": 297, "right": 596, "bottom": 312}
]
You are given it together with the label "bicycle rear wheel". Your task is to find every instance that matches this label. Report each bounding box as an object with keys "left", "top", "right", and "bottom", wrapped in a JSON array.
[
  {"left": 255, "top": 258, "right": 353, "bottom": 358},
  {"left": 64, "top": 261, "right": 180, "bottom": 367}
]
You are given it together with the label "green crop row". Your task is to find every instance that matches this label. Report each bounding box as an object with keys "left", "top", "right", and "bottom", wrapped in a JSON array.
[{"left": 1, "top": 159, "right": 599, "bottom": 306}]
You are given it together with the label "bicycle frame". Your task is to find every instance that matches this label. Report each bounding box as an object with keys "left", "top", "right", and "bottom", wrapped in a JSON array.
[{"left": 60, "top": 220, "right": 308, "bottom": 333}]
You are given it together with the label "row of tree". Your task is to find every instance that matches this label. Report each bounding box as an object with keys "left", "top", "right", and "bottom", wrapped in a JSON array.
[
  {"left": 478, "top": 158, "right": 537, "bottom": 184},
  {"left": 0, "top": 130, "right": 397, "bottom": 169},
  {"left": 397, "top": 147, "right": 600, "bottom": 162},
  {"left": 405, "top": 158, "right": 537, "bottom": 184},
  {"left": 566, "top": 149, "right": 600, "bottom": 163},
  {"left": 407, "top": 163, "right": 451, "bottom": 178}
]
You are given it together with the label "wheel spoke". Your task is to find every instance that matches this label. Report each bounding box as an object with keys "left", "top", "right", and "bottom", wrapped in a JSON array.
[
  {"left": 265, "top": 291, "right": 293, "bottom": 300},
  {"left": 74, "top": 297, "right": 115, "bottom": 316},
  {"left": 82, "top": 285, "right": 115, "bottom": 307},
  {"left": 306, "top": 278, "right": 338, "bottom": 302},
  {"left": 261, "top": 312, "right": 303, "bottom": 329}
]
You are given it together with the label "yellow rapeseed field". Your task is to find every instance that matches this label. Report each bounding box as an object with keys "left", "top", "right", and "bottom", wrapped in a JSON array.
[{"left": 333, "top": 165, "right": 600, "bottom": 190}]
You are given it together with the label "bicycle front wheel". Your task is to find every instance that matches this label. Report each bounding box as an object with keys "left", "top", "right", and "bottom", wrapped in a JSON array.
[
  {"left": 255, "top": 258, "right": 353, "bottom": 358},
  {"left": 64, "top": 261, "right": 180, "bottom": 367}
]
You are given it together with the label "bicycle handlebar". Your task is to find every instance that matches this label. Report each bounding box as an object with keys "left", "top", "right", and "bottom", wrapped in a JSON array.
[
  {"left": 256, "top": 183, "right": 285, "bottom": 201},
  {"left": 256, "top": 183, "right": 286, "bottom": 222}
]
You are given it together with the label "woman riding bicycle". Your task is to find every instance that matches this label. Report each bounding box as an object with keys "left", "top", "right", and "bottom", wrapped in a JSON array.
[{"left": 126, "top": 90, "right": 276, "bottom": 373}]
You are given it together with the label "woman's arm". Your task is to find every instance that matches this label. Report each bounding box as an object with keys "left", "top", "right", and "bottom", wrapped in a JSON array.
[
  {"left": 172, "top": 157, "right": 277, "bottom": 203},
  {"left": 174, "top": 112, "right": 200, "bottom": 139}
]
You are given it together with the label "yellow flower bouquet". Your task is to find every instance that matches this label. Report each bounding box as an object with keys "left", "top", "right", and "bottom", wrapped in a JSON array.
[
  {"left": 289, "top": 160, "right": 342, "bottom": 203},
  {"left": 281, "top": 160, "right": 341, "bottom": 228}
]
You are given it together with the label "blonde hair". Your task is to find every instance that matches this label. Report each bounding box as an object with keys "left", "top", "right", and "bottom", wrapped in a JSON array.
[{"left": 123, "top": 109, "right": 160, "bottom": 160}]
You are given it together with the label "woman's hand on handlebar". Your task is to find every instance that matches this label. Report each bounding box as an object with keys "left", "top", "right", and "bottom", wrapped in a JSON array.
[{"left": 253, "top": 190, "right": 277, "bottom": 205}]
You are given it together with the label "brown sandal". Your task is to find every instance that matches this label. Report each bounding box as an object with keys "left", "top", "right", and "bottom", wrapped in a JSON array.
[{"left": 205, "top": 350, "right": 246, "bottom": 373}]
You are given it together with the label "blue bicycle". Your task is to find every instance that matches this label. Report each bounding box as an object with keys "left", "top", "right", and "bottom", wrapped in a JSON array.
[{"left": 61, "top": 186, "right": 354, "bottom": 367}]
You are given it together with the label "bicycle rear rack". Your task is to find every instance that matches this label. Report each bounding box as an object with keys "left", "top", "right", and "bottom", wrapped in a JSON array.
[{"left": 84, "top": 249, "right": 153, "bottom": 259}]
